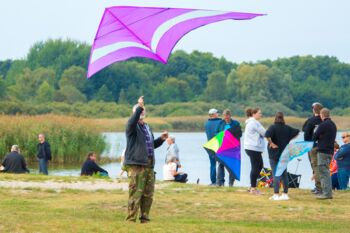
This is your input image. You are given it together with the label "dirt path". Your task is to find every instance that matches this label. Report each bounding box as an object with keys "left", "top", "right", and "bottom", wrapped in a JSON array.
[{"left": 0, "top": 179, "right": 170, "bottom": 191}]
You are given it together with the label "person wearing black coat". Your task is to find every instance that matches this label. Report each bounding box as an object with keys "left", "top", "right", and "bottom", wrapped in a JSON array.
[
  {"left": 124, "top": 96, "right": 168, "bottom": 223},
  {"left": 265, "top": 112, "right": 299, "bottom": 201},
  {"left": 81, "top": 152, "right": 108, "bottom": 176},
  {"left": 302, "top": 102, "right": 323, "bottom": 194},
  {"left": 1, "top": 145, "right": 29, "bottom": 174},
  {"left": 312, "top": 108, "right": 337, "bottom": 199},
  {"left": 37, "top": 133, "right": 52, "bottom": 175}
]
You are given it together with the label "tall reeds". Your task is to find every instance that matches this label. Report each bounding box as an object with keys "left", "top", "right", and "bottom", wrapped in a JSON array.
[{"left": 0, "top": 115, "right": 106, "bottom": 164}]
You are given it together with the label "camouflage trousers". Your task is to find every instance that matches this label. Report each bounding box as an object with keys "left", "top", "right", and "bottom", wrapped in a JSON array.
[{"left": 125, "top": 161, "right": 155, "bottom": 222}]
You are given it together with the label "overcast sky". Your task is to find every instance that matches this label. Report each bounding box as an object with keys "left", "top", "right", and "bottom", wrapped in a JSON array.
[{"left": 0, "top": 0, "right": 349, "bottom": 63}]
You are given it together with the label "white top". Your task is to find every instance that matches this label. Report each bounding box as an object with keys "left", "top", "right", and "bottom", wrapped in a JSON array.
[
  {"left": 163, "top": 162, "right": 177, "bottom": 181},
  {"left": 244, "top": 117, "right": 266, "bottom": 152}
]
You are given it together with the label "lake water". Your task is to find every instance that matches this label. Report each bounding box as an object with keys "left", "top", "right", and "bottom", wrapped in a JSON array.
[{"left": 52, "top": 132, "right": 344, "bottom": 189}]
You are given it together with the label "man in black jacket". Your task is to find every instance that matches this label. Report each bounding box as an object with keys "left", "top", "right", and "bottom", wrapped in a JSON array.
[
  {"left": 302, "top": 102, "right": 323, "bottom": 194},
  {"left": 37, "top": 133, "right": 52, "bottom": 175},
  {"left": 312, "top": 108, "right": 337, "bottom": 199},
  {"left": 124, "top": 96, "right": 168, "bottom": 223},
  {"left": 1, "top": 145, "right": 29, "bottom": 174}
]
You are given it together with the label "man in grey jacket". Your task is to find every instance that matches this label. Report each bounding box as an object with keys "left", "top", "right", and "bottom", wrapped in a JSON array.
[{"left": 124, "top": 96, "right": 168, "bottom": 223}]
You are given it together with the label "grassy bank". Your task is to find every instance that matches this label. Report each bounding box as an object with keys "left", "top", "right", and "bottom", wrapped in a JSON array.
[{"left": 0, "top": 174, "right": 349, "bottom": 232}]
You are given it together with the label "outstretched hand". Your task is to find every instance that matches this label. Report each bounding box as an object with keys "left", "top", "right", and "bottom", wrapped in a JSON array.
[
  {"left": 138, "top": 96, "right": 144, "bottom": 108},
  {"left": 161, "top": 131, "right": 169, "bottom": 140}
]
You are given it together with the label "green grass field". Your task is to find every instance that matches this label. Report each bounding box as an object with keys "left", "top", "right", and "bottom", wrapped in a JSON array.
[{"left": 0, "top": 175, "right": 349, "bottom": 233}]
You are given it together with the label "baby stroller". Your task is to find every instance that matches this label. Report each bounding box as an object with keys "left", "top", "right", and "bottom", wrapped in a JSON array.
[{"left": 257, "top": 167, "right": 274, "bottom": 188}]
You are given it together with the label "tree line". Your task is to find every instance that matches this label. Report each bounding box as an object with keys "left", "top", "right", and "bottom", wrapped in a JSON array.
[{"left": 0, "top": 39, "right": 349, "bottom": 117}]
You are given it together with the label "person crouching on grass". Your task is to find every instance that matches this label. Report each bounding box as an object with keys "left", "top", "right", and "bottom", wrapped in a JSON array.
[
  {"left": 124, "top": 96, "right": 168, "bottom": 223},
  {"left": 80, "top": 152, "right": 108, "bottom": 176},
  {"left": 163, "top": 157, "right": 188, "bottom": 183}
]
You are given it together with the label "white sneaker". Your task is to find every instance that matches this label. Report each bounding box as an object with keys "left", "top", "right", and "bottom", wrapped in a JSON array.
[
  {"left": 269, "top": 194, "right": 280, "bottom": 201},
  {"left": 279, "top": 193, "right": 289, "bottom": 201}
]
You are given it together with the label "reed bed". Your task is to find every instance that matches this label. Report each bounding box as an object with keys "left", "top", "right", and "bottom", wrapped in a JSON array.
[{"left": 0, "top": 115, "right": 106, "bottom": 164}]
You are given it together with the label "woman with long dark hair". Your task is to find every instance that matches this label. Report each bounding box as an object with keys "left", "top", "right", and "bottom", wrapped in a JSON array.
[
  {"left": 244, "top": 108, "right": 266, "bottom": 195},
  {"left": 265, "top": 112, "right": 299, "bottom": 200}
]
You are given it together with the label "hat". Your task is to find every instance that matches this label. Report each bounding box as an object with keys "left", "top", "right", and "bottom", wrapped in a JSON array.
[
  {"left": 312, "top": 102, "right": 321, "bottom": 107},
  {"left": 208, "top": 108, "right": 218, "bottom": 115}
]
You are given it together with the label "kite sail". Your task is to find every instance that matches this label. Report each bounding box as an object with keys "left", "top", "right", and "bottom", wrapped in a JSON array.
[
  {"left": 87, "top": 6, "right": 264, "bottom": 77},
  {"left": 275, "top": 141, "right": 313, "bottom": 177},
  {"left": 203, "top": 127, "right": 241, "bottom": 180}
]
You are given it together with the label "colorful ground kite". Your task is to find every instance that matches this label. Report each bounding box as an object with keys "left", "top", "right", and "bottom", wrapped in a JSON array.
[
  {"left": 203, "top": 127, "right": 241, "bottom": 180},
  {"left": 275, "top": 141, "right": 314, "bottom": 177},
  {"left": 87, "top": 6, "right": 264, "bottom": 77}
]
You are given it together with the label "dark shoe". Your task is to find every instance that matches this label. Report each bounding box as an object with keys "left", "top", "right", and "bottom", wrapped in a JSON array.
[
  {"left": 316, "top": 195, "right": 333, "bottom": 200},
  {"left": 310, "top": 188, "right": 317, "bottom": 193},
  {"left": 140, "top": 217, "right": 151, "bottom": 223}
]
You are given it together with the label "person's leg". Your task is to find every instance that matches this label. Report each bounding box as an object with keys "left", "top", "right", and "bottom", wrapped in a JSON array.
[
  {"left": 317, "top": 153, "right": 332, "bottom": 198},
  {"left": 217, "top": 162, "right": 225, "bottom": 186},
  {"left": 228, "top": 170, "right": 235, "bottom": 187},
  {"left": 125, "top": 165, "right": 145, "bottom": 222},
  {"left": 269, "top": 159, "right": 280, "bottom": 194},
  {"left": 310, "top": 147, "right": 321, "bottom": 191},
  {"left": 175, "top": 173, "right": 188, "bottom": 183},
  {"left": 140, "top": 167, "right": 155, "bottom": 222},
  {"left": 208, "top": 152, "right": 217, "bottom": 184},
  {"left": 39, "top": 159, "right": 48, "bottom": 175},
  {"left": 246, "top": 150, "right": 262, "bottom": 188},
  {"left": 337, "top": 169, "right": 349, "bottom": 190},
  {"left": 281, "top": 170, "right": 289, "bottom": 194}
]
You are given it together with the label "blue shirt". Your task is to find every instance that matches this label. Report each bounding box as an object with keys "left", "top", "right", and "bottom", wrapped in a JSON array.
[
  {"left": 334, "top": 143, "right": 350, "bottom": 170},
  {"left": 205, "top": 118, "right": 222, "bottom": 140}
]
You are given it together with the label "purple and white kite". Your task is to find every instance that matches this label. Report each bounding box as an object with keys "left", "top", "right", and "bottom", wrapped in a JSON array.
[{"left": 87, "top": 6, "right": 264, "bottom": 78}]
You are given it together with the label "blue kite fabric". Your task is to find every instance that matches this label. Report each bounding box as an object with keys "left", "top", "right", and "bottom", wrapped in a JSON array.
[{"left": 275, "top": 141, "right": 314, "bottom": 177}]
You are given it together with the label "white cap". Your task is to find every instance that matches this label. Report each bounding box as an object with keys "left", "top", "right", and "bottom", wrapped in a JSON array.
[{"left": 208, "top": 108, "right": 218, "bottom": 115}]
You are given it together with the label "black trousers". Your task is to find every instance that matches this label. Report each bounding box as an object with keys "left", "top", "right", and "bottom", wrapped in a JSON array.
[
  {"left": 174, "top": 173, "right": 188, "bottom": 183},
  {"left": 245, "top": 149, "right": 263, "bottom": 188}
]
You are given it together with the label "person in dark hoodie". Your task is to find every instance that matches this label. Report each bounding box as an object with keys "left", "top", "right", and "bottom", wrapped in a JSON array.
[
  {"left": 334, "top": 132, "right": 350, "bottom": 190},
  {"left": 124, "top": 96, "right": 168, "bottom": 223},
  {"left": 302, "top": 102, "right": 323, "bottom": 194},
  {"left": 81, "top": 152, "right": 108, "bottom": 176},
  {"left": 215, "top": 109, "right": 242, "bottom": 187},
  {"left": 1, "top": 145, "right": 29, "bottom": 174},
  {"left": 312, "top": 108, "right": 337, "bottom": 199},
  {"left": 37, "top": 133, "right": 52, "bottom": 175},
  {"left": 265, "top": 112, "right": 299, "bottom": 201},
  {"left": 204, "top": 108, "right": 221, "bottom": 185}
]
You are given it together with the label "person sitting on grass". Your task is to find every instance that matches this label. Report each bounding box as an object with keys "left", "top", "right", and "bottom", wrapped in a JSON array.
[
  {"left": 163, "top": 157, "right": 188, "bottom": 183},
  {"left": 81, "top": 152, "right": 108, "bottom": 177},
  {"left": 0, "top": 145, "right": 29, "bottom": 174}
]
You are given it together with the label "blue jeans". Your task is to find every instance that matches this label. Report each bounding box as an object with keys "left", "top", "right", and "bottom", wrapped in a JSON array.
[
  {"left": 207, "top": 151, "right": 217, "bottom": 184},
  {"left": 337, "top": 168, "right": 350, "bottom": 190},
  {"left": 39, "top": 159, "right": 48, "bottom": 175},
  {"left": 269, "top": 159, "right": 288, "bottom": 194},
  {"left": 217, "top": 163, "right": 235, "bottom": 186}
]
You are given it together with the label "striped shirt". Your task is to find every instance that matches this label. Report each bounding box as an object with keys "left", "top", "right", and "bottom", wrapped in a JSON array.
[{"left": 140, "top": 123, "right": 154, "bottom": 158}]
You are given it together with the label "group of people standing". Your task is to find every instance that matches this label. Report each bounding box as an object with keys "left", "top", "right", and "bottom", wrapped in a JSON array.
[{"left": 205, "top": 103, "right": 349, "bottom": 201}]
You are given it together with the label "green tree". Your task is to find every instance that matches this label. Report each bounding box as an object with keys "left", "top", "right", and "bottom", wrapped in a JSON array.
[
  {"left": 0, "top": 76, "right": 6, "bottom": 99},
  {"left": 203, "top": 71, "right": 227, "bottom": 101},
  {"left": 118, "top": 89, "right": 128, "bottom": 104},
  {"left": 36, "top": 81, "right": 54, "bottom": 103},
  {"left": 54, "top": 86, "right": 86, "bottom": 104},
  {"left": 59, "top": 66, "right": 86, "bottom": 91},
  {"left": 94, "top": 84, "right": 114, "bottom": 102}
]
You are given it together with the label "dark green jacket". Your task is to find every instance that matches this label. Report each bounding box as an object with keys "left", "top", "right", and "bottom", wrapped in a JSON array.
[{"left": 124, "top": 106, "right": 164, "bottom": 167}]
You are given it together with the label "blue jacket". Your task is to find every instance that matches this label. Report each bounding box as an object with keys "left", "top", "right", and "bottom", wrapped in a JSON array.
[
  {"left": 205, "top": 118, "right": 221, "bottom": 140},
  {"left": 216, "top": 119, "right": 242, "bottom": 139},
  {"left": 334, "top": 143, "right": 350, "bottom": 170}
]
